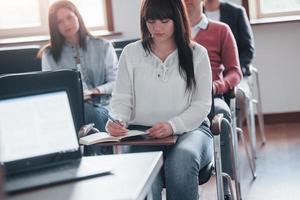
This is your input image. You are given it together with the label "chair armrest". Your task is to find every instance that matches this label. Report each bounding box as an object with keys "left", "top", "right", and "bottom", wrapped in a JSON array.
[
  {"left": 251, "top": 65, "right": 258, "bottom": 75},
  {"left": 223, "top": 87, "right": 236, "bottom": 107},
  {"left": 78, "top": 123, "right": 99, "bottom": 138},
  {"left": 211, "top": 113, "right": 224, "bottom": 136},
  {"left": 244, "top": 64, "right": 252, "bottom": 76},
  {"left": 227, "top": 88, "right": 236, "bottom": 99},
  {"left": 247, "top": 64, "right": 260, "bottom": 76}
]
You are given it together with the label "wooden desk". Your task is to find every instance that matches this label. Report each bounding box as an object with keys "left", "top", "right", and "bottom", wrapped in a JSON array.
[
  {"left": 95, "top": 135, "right": 178, "bottom": 146},
  {"left": 94, "top": 135, "right": 178, "bottom": 154},
  {"left": 5, "top": 152, "right": 163, "bottom": 200}
]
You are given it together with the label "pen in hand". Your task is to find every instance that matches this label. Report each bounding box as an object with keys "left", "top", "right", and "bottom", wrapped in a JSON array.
[{"left": 102, "top": 111, "right": 124, "bottom": 127}]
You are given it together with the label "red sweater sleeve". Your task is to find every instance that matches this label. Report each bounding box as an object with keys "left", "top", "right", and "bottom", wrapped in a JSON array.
[{"left": 213, "top": 24, "right": 242, "bottom": 95}]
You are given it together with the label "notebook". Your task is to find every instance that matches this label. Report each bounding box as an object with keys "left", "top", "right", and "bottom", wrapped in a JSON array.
[
  {"left": 0, "top": 90, "right": 112, "bottom": 193},
  {"left": 79, "top": 130, "right": 148, "bottom": 145}
]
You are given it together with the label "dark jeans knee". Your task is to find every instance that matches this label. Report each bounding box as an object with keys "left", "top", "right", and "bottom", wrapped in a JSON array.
[{"left": 84, "top": 102, "right": 108, "bottom": 132}]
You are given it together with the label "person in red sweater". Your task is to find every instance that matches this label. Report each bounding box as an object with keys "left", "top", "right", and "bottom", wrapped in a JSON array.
[{"left": 184, "top": 0, "right": 242, "bottom": 199}]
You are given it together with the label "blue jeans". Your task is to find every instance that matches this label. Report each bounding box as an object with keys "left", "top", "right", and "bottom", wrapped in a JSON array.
[
  {"left": 214, "top": 97, "right": 233, "bottom": 177},
  {"left": 127, "top": 120, "right": 213, "bottom": 200},
  {"left": 84, "top": 102, "right": 112, "bottom": 155},
  {"left": 84, "top": 102, "right": 108, "bottom": 132}
]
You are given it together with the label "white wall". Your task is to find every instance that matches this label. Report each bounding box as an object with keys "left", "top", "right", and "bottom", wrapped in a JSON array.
[
  {"left": 224, "top": 0, "right": 240, "bottom": 5},
  {"left": 252, "top": 22, "right": 300, "bottom": 113},
  {"left": 112, "top": 0, "right": 300, "bottom": 114},
  {"left": 111, "top": 0, "right": 141, "bottom": 39},
  {"left": 226, "top": 0, "right": 300, "bottom": 113}
]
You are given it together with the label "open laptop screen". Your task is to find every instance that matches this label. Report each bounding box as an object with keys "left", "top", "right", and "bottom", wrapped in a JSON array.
[{"left": 0, "top": 91, "right": 79, "bottom": 163}]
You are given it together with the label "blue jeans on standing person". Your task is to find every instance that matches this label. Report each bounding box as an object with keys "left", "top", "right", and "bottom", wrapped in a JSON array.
[
  {"left": 83, "top": 102, "right": 112, "bottom": 155},
  {"left": 126, "top": 119, "right": 213, "bottom": 200}
]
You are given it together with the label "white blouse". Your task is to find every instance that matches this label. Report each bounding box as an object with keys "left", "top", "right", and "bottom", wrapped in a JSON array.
[{"left": 110, "top": 41, "right": 212, "bottom": 135}]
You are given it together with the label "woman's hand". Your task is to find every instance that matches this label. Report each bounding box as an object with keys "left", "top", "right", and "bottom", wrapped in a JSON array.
[
  {"left": 146, "top": 122, "right": 174, "bottom": 138},
  {"left": 106, "top": 120, "right": 128, "bottom": 137},
  {"left": 84, "top": 88, "right": 101, "bottom": 101}
]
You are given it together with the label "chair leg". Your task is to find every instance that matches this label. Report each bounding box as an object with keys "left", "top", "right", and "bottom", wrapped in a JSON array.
[
  {"left": 224, "top": 100, "right": 243, "bottom": 200},
  {"left": 226, "top": 120, "right": 242, "bottom": 200},
  {"left": 245, "top": 98, "right": 257, "bottom": 159},
  {"left": 253, "top": 69, "right": 267, "bottom": 145},
  {"left": 236, "top": 128, "right": 256, "bottom": 179},
  {"left": 113, "top": 145, "right": 122, "bottom": 154},
  {"left": 213, "top": 133, "right": 225, "bottom": 200}
]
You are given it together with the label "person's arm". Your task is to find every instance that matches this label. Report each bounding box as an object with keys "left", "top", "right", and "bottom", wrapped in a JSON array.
[
  {"left": 41, "top": 49, "right": 53, "bottom": 71},
  {"left": 96, "top": 42, "right": 118, "bottom": 94},
  {"left": 213, "top": 24, "right": 242, "bottom": 95},
  {"left": 237, "top": 7, "right": 255, "bottom": 75},
  {"left": 168, "top": 47, "right": 212, "bottom": 135}
]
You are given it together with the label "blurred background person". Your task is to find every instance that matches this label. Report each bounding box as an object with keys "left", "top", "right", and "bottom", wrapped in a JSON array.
[
  {"left": 185, "top": 0, "right": 242, "bottom": 199},
  {"left": 204, "top": 0, "right": 255, "bottom": 127},
  {"left": 38, "top": 0, "right": 118, "bottom": 155}
]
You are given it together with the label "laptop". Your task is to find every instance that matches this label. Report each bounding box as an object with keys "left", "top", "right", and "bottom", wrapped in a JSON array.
[{"left": 0, "top": 90, "right": 112, "bottom": 193}]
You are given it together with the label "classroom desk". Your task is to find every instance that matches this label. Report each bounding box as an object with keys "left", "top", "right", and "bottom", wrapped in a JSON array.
[
  {"left": 5, "top": 152, "right": 163, "bottom": 200},
  {"left": 94, "top": 135, "right": 178, "bottom": 154}
]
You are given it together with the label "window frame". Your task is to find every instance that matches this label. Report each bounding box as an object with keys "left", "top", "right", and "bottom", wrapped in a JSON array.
[
  {"left": 244, "top": 0, "right": 300, "bottom": 23},
  {"left": 0, "top": 0, "right": 114, "bottom": 39},
  {"left": 256, "top": 0, "right": 300, "bottom": 18}
]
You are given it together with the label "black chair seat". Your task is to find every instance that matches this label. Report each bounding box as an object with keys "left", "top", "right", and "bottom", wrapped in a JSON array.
[{"left": 112, "top": 38, "right": 138, "bottom": 49}]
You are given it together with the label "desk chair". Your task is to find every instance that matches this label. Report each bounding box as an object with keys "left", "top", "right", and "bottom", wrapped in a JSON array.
[
  {"left": 112, "top": 39, "right": 138, "bottom": 60},
  {"left": 207, "top": 113, "right": 234, "bottom": 200},
  {"left": 223, "top": 89, "right": 257, "bottom": 200},
  {"left": 236, "top": 65, "right": 266, "bottom": 167},
  {"left": 0, "top": 70, "right": 84, "bottom": 133},
  {"left": 236, "top": 83, "right": 257, "bottom": 168},
  {"left": 248, "top": 65, "right": 266, "bottom": 147},
  {"left": 112, "top": 38, "right": 139, "bottom": 49},
  {"left": 114, "top": 48, "right": 123, "bottom": 59},
  {"left": 0, "top": 45, "right": 41, "bottom": 75}
]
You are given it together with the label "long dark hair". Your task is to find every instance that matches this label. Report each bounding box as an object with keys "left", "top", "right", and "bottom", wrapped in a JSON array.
[
  {"left": 140, "top": 0, "right": 196, "bottom": 92},
  {"left": 38, "top": 0, "right": 91, "bottom": 62}
]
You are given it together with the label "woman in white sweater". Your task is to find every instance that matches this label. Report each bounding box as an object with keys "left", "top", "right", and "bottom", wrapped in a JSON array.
[{"left": 107, "top": 0, "right": 213, "bottom": 199}]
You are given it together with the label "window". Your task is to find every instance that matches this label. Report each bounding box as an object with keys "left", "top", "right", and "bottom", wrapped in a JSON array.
[
  {"left": 0, "top": 0, "right": 113, "bottom": 39},
  {"left": 246, "top": 0, "right": 300, "bottom": 22}
]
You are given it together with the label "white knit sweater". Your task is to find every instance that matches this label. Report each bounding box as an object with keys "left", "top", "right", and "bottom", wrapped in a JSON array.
[{"left": 110, "top": 41, "right": 212, "bottom": 135}]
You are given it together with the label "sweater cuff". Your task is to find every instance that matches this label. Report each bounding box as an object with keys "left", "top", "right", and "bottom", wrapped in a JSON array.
[
  {"left": 168, "top": 118, "right": 185, "bottom": 135},
  {"left": 167, "top": 120, "right": 177, "bottom": 135},
  {"left": 97, "top": 85, "right": 109, "bottom": 95}
]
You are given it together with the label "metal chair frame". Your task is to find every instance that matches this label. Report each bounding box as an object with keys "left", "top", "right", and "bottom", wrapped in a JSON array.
[
  {"left": 252, "top": 66, "right": 267, "bottom": 145},
  {"left": 234, "top": 64, "right": 266, "bottom": 188},
  {"left": 224, "top": 88, "right": 259, "bottom": 200}
]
